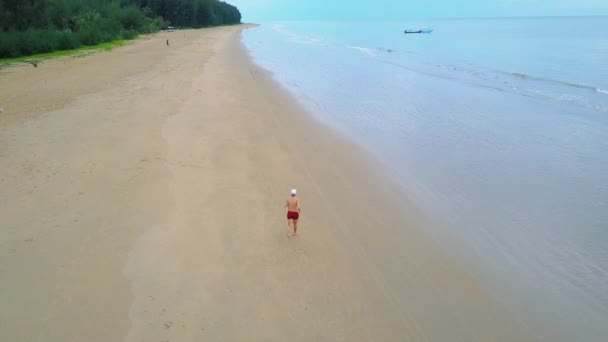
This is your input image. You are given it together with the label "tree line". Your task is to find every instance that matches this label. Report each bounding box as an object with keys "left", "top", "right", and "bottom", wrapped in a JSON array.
[{"left": 0, "top": 0, "right": 242, "bottom": 59}]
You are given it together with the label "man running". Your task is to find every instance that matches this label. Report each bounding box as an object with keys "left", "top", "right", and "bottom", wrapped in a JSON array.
[{"left": 285, "top": 188, "right": 301, "bottom": 237}]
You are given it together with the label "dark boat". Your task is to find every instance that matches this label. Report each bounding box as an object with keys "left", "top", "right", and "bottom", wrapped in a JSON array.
[{"left": 404, "top": 29, "right": 433, "bottom": 34}]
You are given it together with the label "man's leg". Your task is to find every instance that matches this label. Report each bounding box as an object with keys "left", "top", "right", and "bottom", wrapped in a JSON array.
[
  {"left": 293, "top": 219, "right": 298, "bottom": 236},
  {"left": 287, "top": 219, "right": 292, "bottom": 237}
]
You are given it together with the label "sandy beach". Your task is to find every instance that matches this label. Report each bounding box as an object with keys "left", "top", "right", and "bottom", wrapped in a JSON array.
[{"left": 0, "top": 25, "right": 527, "bottom": 341}]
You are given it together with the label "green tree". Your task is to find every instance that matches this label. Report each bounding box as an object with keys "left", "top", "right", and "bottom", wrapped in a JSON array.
[{"left": 0, "top": 0, "right": 242, "bottom": 59}]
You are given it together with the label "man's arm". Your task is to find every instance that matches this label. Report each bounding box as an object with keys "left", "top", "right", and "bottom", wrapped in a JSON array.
[{"left": 297, "top": 199, "right": 301, "bottom": 213}]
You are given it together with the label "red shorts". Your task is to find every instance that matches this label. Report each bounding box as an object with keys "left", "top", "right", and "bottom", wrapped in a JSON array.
[{"left": 287, "top": 211, "right": 299, "bottom": 220}]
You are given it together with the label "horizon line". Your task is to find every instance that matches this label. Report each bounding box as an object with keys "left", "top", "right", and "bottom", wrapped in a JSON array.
[{"left": 249, "top": 14, "right": 608, "bottom": 22}]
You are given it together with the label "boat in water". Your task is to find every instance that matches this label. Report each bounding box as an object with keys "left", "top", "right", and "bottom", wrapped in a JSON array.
[{"left": 404, "top": 29, "right": 433, "bottom": 34}]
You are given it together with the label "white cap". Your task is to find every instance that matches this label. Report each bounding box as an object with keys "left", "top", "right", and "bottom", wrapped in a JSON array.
[{"left": 291, "top": 188, "right": 297, "bottom": 195}]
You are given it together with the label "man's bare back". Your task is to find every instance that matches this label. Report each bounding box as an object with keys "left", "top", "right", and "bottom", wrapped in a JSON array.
[
  {"left": 286, "top": 196, "right": 299, "bottom": 212},
  {"left": 285, "top": 189, "right": 301, "bottom": 237}
]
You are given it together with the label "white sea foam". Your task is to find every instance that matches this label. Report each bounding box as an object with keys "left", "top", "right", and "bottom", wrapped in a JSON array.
[
  {"left": 597, "top": 88, "right": 608, "bottom": 95},
  {"left": 346, "top": 45, "right": 377, "bottom": 58},
  {"left": 271, "top": 24, "right": 323, "bottom": 45}
]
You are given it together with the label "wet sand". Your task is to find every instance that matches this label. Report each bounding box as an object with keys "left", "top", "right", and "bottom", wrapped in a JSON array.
[{"left": 0, "top": 26, "right": 527, "bottom": 341}]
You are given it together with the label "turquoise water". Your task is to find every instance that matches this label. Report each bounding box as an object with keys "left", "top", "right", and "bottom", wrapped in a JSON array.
[{"left": 242, "top": 17, "right": 608, "bottom": 340}]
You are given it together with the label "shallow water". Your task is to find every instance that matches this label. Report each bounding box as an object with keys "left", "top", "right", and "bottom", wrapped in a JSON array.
[{"left": 243, "top": 17, "right": 608, "bottom": 341}]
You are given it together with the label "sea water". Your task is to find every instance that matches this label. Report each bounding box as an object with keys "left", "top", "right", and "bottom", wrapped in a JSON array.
[{"left": 242, "top": 17, "right": 608, "bottom": 340}]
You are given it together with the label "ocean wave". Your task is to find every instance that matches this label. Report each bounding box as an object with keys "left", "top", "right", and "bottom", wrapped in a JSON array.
[
  {"left": 424, "top": 63, "right": 604, "bottom": 96},
  {"left": 376, "top": 47, "right": 395, "bottom": 53},
  {"left": 512, "top": 72, "right": 529, "bottom": 79},
  {"left": 271, "top": 24, "right": 323, "bottom": 45},
  {"left": 597, "top": 88, "right": 608, "bottom": 95},
  {"left": 270, "top": 25, "right": 391, "bottom": 59},
  {"left": 346, "top": 45, "right": 377, "bottom": 58},
  {"left": 375, "top": 57, "right": 608, "bottom": 113},
  {"left": 503, "top": 72, "right": 602, "bottom": 93},
  {"left": 455, "top": 67, "right": 608, "bottom": 101},
  {"left": 524, "top": 88, "right": 608, "bottom": 113}
]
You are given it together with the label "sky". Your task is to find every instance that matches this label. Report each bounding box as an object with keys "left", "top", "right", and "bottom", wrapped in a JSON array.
[{"left": 228, "top": 0, "right": 608, "bottom": 22}]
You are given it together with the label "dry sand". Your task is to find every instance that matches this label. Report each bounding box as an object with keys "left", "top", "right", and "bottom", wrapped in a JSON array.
[{"left": 0, "top": 26, "right": 528, "bottom": 341}]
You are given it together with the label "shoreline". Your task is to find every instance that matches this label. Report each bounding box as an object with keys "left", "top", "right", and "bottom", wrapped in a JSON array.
[{"left": 0, "top": 25, "right": 526, "bottom": 340}]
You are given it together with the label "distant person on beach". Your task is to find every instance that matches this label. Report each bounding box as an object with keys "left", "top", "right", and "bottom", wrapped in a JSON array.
[
  {"left": 166, "top": 39, "right": 169, "bottom": 46},
  {"left": 285, "top": 189, "right": 301, "bottom": 237}
]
